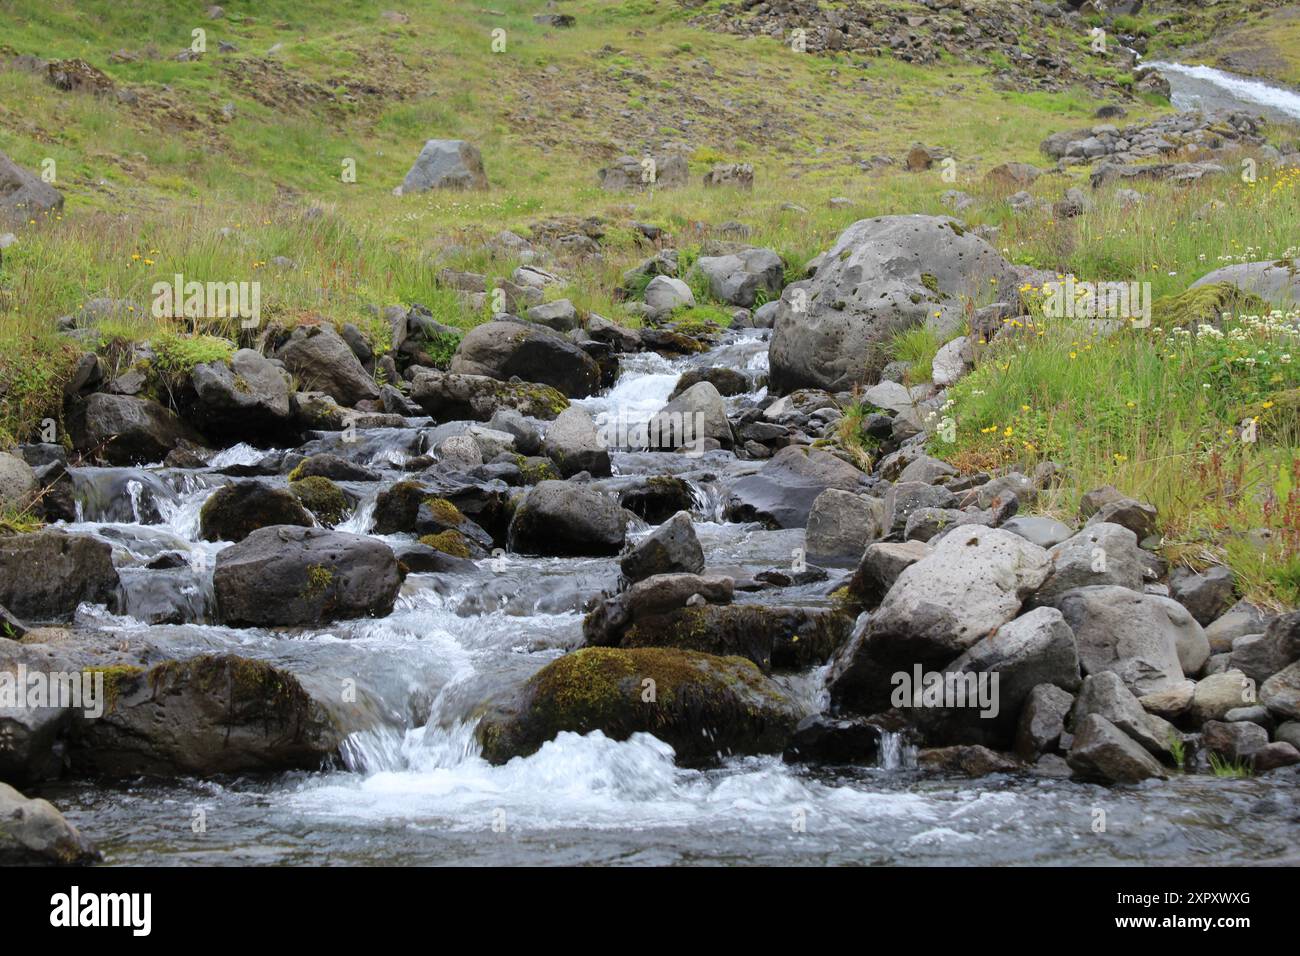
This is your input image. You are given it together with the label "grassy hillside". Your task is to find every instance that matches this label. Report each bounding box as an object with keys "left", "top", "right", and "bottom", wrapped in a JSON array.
[{"left": 2, "top": 0, "right": 1299, "bottom": 601}]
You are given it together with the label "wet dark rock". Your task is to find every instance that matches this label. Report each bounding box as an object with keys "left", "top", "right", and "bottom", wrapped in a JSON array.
[
  {"left": 213, "top": 526, "right": 402, "bottom": 627},
  {"left": 1015, "top": 683, "right": 1075, "bottom": 760},
  {"left": 69, "top": 393, "right": 206, "bottom": 466},
  {"left": 918, "top": 745, "right": 1019, "bottom": 778},
  {"left": 782, "top": 715, "right": 882, "bottom": 764},
  {"left": 619, "top": 477, "right": 697, "bottom": 523},
  {"left": 617, "top": 603, "right": 854, "bottom": 672},
  {"left": 408, "top": 368, "right": 568, "bottom": 422},
  {"left": 450, "top": 321, "right": 600, "bottom": 398},
  {"left": 508, "top": 481, "right": 628, "bottom": 557},
  {"left": 199, "top": 481, "right": 313, "bottom": 543},
  {"left": 724, "top": 446, "right": 869, "bottom": 529},
  {"left": 67, "top": 654, "right": 345, "bottom": 777},
  {"left": 620, "top": 511, "right": 705, "bottom": 584},
  {"left": 279, "top": 325, "right": 381, "bottom": 407},
  {"left": 0, "top": 531, "right": 120, "bottom": 621}
]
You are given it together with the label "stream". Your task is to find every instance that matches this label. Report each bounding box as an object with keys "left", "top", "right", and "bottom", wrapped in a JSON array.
[
  {"left": 1144, "top": 61, "right": 1300, "bottom": 125},
  {"left": 35, "top": 329, "right": 1300, "bottom": 866}
]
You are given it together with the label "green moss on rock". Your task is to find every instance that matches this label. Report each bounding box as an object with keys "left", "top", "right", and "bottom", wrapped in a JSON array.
[
  {"left": 419, "top": 529, "right": 472, "bottom": 558},
  {"left": 291, "top": 476, "right": 349, "bottom": 527},
  {"left": 474, "top": 646, "right": 801, "bottom": 767}
]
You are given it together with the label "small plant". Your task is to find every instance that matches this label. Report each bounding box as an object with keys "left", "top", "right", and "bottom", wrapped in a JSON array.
[
  {"left": 1167, "top": 733, "right": 1186, "bottom": 772},
  {"left": 1207, "top": 752, "right": 1253, "bottom": 779}
]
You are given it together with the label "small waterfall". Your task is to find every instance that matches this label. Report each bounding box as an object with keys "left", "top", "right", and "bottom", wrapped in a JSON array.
[{"left": 877, "top": 731, "right": 917, "bottom": 771}]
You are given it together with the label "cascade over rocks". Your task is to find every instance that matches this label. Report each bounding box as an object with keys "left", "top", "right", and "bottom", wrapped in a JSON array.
[{"left": 474, "top": 647, "right": 802, "bottom": 767}]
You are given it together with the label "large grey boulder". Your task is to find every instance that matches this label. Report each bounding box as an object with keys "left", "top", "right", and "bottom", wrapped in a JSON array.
[
  {"left": 768, "top": 215, "right": 1021, "bottom": 392},
  {"left": 508, "top": 481, "right": 628, "bottom": 556},
  {"left": 724, "top": 445, "right": 869, "bottom": 529},
  {"left": 1190, "top": 257, "right": 1300, "bottom": 306},
  {"left": 1071, "top": 671, "right": 1178, "bottom": 756},
  {"left": 213, "top": 526, "right": 402, "bottom": 626},
  {"left": 915, "top": 606, "right": 1081, "bottom": 748},
  {"left": 1067, "top": 714, "right": 1168, "bottom": 784},
  {"left": 0, "top": 531, "right": 120, "bottom": 620},
  {"left": 620, "top": 511, "right": 705, "bottom": 584},
  {"left": 191, "top": 348, "right": 292, "bottom": 436},
  {"left": 450, "top": 321, "right": 601, "bottom": 398},
  {"left": 0, "top": 451, "right": 36, "bottom": 510},
  {"left": 643, "top": 275, "right": 695, "bottom": 318},
  {"left": 400, "top": 139, "right": 488, "bottom": 192},
  {"left": 805, "top": 489, "right": 884, "bottom": 564},
  {"left": 691, "top": 248, "right": 784, "bottom": 308},
  {"left": 0, "top": 783, "right": 99, "bottom": 864},
  {"left": 279, "top": 325, "right": 380, "bottom": 406},
  {"left": 1261, "top": 661, "right": 1300, "bottom": 720},
  {"left": 1033, "top": 523, "right": 1146, "bottom": 604},
  {"left": 67, "top": 652, "right": 347, "bottom": 778},
  {"left": 70, "top": 393, "right": 205, "bottom": 465},
  {"left": 830, "top": 527, "right": 1050, "bottom": 714},
  {"left": 646, "top": 381, "right": 732, "bottom": 451},
  {"left": 598, "top": 153, "right": 688, "bottom": 191},
  {"left": 1050, "top": 586, "right": 1200, "bottom": 696},
  {"left": 0, "top": 150, "right": 64, "bottom": 227},
  {"left": 543, "top": 406, "right": 611, "bottom": 477}
]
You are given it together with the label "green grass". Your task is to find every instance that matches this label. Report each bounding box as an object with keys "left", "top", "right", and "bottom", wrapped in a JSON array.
[{"left": 1207, "top": 752, "right": 1254, "bottom": 779}]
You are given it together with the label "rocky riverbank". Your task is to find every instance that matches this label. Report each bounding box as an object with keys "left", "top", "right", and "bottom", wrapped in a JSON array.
[{"left": 4, "top": 129, "right": 1300, "bottom": 860}]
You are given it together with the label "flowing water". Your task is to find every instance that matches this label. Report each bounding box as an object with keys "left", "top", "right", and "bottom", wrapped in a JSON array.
[
  {"left": 38, "top": 329, "right": 1300, "bottom": 865},
  {"left": 1144, "top": 61, "right": 1300, "bottom": 125}
]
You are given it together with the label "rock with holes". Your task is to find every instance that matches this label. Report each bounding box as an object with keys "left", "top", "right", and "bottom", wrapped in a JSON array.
[
  {"left": 768, "top": 215, "right": 1021, "bottom": 392},
  {"left": 829, "top": 526, "right": 1050, "bottom": 715}
]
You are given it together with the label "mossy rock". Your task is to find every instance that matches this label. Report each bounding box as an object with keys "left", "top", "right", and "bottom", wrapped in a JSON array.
[
  {"left": 199, "top": 481, "right": 313, "bottom": 542},
  {"left": 290, "top": 476, "right": 350, "bottom": 527},
  {"left": 1233, "top": 388, "right": 1300, "bottom": 442},
  {"left": 617, "top": 604, "right": 855, "bottom": 672},
  {"left": 517, "top": 455, "right": 561, "bottom": 485},
  {"left": 418, "top": 530, "right": 472, "bottom": 559},
  {"left": 1151, "top": 282, "right": 1269, "bottom": 329},
  {"left": 475, "top": 647, "right": 802, "bottom": 767},
  {"left": 422, "top": 496, "right": 465, "bottom": 526},
  {"left": 372, "top": 480, "right": 427, "bottom": 534},
  {"left": 492, "top": 380, "right": 569, "bottom": 419}
]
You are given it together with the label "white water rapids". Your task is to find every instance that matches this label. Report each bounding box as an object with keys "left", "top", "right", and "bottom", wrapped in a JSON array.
[{"left": 40, "top": 329, "right": 1300, "bottom": 865}]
